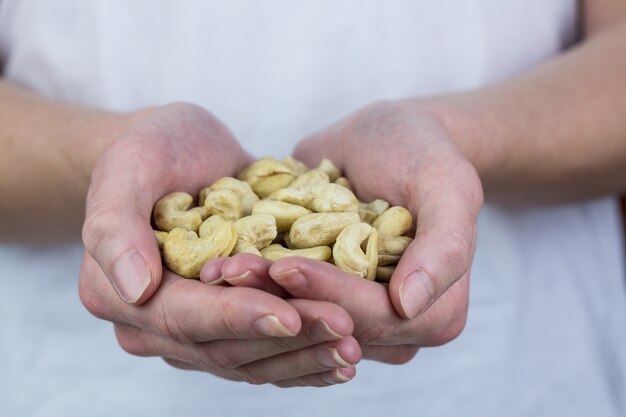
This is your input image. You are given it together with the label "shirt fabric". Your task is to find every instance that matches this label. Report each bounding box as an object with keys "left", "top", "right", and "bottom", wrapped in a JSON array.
[{"left": 0, "top": 1, "right": 625, "bottom": 416}]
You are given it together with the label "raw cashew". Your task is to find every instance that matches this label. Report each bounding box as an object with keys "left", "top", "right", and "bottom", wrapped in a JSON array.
[
  {"left": 163, "top": 226, "right": 237, "bottom": 278},
  {"left": 333, "top": 223, "right": 379, "bottom": 280},
  {"left": 199, "top": 177, "right": 259, "bottom": 216},
  {"left": 376, "top": 266, "right": 395, "bottom": 282},
  {"left": 270, "top": 183, "right": 359, "bottom": 213},
  {"left": 282, "top": 156, "right": 309, "bottom": 177},
  {"left": 232, "top": 214, "right": 278, "bottom": 255},
  {"left": 372, "top": 206, "right": 413, "bottom": 236},
  {"left": 359, "top": 199, "right": 390, "bottom": 224},
  {"left": 289, "top": 212, "right": 360, "bottom": 248},
  {"left": 203, "top": 189, "right": 241, "bottom": 221},
  {"left": 316, "top": 159, "right": 341, "bottom": 182},
  {"left": 153, "top": 192, "right": 204, "bottom": 232},
  {"left": 288, "top": 169, "right": 329, "bottom": 189},
  {"left": 378, "top": 235, "right": 412, "bottom": 258},
  {"left": 260, "top": 244, "right": 332, "bottom": 262},
  {"left": 335, "top": 176, "right": 353, "bottom": 191},
  {"left": 154, "top": 230, "right": 168, "bottom": 249},
  {"left": 238, "top": 157, "right": 295, "bottom": 198},
  {"left": 252, "top": 200, "right": 312, "bottom": 232}
]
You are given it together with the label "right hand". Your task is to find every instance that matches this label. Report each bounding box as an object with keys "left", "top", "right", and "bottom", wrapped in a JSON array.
[{"left": 80, "top": 103, "right": 360, "bottom": 386}]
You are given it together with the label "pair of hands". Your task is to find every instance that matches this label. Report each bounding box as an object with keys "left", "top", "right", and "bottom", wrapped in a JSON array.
[{"left": 79, "top": 101, "right": 483, "bottom": 387}]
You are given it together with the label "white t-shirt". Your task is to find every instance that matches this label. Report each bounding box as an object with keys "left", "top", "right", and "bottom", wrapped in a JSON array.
[{"left": 1, "top": 1, "right": 625, "bottom": 416}]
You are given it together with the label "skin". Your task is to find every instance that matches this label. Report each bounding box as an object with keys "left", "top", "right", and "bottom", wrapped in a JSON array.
[{"left": 1, "top": 0, "right": 625, "bottom": 386}]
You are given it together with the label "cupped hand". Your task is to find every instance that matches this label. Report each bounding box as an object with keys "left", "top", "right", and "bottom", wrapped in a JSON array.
[
  {"left": 80, "top": 103, "right": 360, "bottom": 386},
  {"left": 280, "top": 100, "right": 483, "bottom": 361}
]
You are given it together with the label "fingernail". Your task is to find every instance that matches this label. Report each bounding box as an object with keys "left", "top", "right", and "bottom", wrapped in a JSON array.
[
  {"left": 207, "top": 277, "right": 227, "bottom": 286},
  {"left": 322, "top": 368, "right": 353, "bottom": 385},
  {"left": 308, "top": 318, "right": 344, "bottom": 340},
  {"left": 254, "top": 315, "right": 296, "bottom": 337},
  {"left": 222, "top": 271, "right": 252, "bottom": 285},
  {"left": 399, "top": 271, "right": 435, "bottom": 319},
  {"left": 111, "top": 250, "right": 151, "bottom": 304},
  {"left": 318, "top": 347, "right": 351, "bottom": 368},
  {"left": 272, "top": 268, "right": 308, "bottom": 291}
]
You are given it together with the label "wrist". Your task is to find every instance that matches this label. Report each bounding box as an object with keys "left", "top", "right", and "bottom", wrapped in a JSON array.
[{"left": 402, "top": 94, "right": 509, "bottom": 192}]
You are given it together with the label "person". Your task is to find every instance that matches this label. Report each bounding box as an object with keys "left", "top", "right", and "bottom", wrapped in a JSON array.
[{"left": 1, "top": 1, "right": 625, "bottom": 415}]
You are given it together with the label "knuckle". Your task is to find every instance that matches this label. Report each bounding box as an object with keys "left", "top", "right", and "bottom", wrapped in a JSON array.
[
  {"left": 236, "top": 368, "right": 268, "bottom": 386},
  {"left": 197, "top": 343, "right": 242, "bottom": 370},
  {"left": 437, "top": 231, "right": 473, "bottom": 285},
  {"left": 114, "top": 325, "right": 147, "bottom": 356},
  {"left": 356, "top": 322, "right": 394, "bottom": 344},
  {"left": 429, "top": 312, "right": 468, "bottom": 346},
  {"left": 382, "top": 347, "right": 420, "bottom": 365},
  {"left": 152, "top": 292, "right": 194, "bottom": 344}
]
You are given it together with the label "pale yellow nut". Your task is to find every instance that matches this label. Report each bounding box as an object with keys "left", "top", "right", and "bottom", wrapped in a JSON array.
[
  {"left": 260, "top": 244, "right": 332, "bottom": 262},
  {"left": 153, "top": 192, "right": 204, "bottom": 232},
  {"left": 154, "top": 230, "right": 169, "bottom": 249},
  {"left": 333, "top": 222, "right": 379, "bottom": 280},
  {"left": 308, "top": 183, "right": 359, "bottom": 213},
  {"left": 189, "top": 206, "right": 210, "bottom": 220},
  {"left": 376, "top": 266, "right": 395, "bottom": 282},
  {"left": 197, "top": 216, "right": 238, "bottom": 256},
  {"left": 199, "top": 177, "right": 259, "bottom": 216},
  {"left": 378, "top": 235, "right": 412, "bottom": 255},
  {"left": 316, "top": 159, "right": 341, "bottom": 182},
  {"left": 232, "top": 214, "right": 278, "bottom": 255},
  {"left": 282, "top": 156, "right": 310, "bottom": 177},
  {"left": 358, "top": 199, "right": 390, "bottom": 224},
  {"left": 204, "top": 189, "right": 241, "bottom": 221},
  {"left": 238, "top": 158, "right": 295, "bottom": 198},
  {"left": 372, "top": 206, "right": 413, "bottom": 236},
  {"left": 378, "top": 254, "right": 401, "bottom": 266},
  {"left": 252, "top": 200, "right": 312, "bottom": 232},
  {"left": 163, "top": 227, "right": 235, "bottom": 278},
  {"left": 289, "top": 212, "right": 360, "bottom": 249},
  {"left": 334, "top": 176, "right": 353, "bottom": 191},
  {"left": 288, "top": 169, "right": 329, "bottom": 189},
  {"left": 267, "top": 186, "right": 312, "bottom": 207}
]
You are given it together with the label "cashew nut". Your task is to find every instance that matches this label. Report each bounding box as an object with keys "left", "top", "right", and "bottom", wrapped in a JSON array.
[
  {"left": 282, "top": 156, "right": 309, "bottom": 177},
  {"left": 376, "top": 266, "right": 395, "bottom": 282},
  {"left": 238, "top": 157, "right": 295, "bottom": 198},
  {"left": 372, "top": 206, "right": 413, "bottom": 236},
  {"left": 232, "top": 214, "right": 278, "bottom": 255},
  {"left": 203, "top": 189, "right": 241, "bottom": 221},
  {"left": 289, "top": 212, "right": 360, "bottom": 248},
  {"left": 270, "top": 183, "right": 358, "bottom": 213},
  {"left": 199, "top": 177, "right": 259, "bottom": 216},
  {"left": 260, "top": 244, "right": 332, "bottom": 262},
  {"left": 288, "top": 169, "right": 330, "bottom": 189},
  {"left": 334, "top": 176, "right": 353, "bottom": 191},
  {"left": 252, "top": 200, "right": 312, "bottom": 232},
  {"left": 163, "top": 225, "right": 237, "bottom": 278},
  {"left": 153, "top": 192, "right": 204, "bottom": 232},
  {"left": 359, "top": 199, "right": 390, "bottom": 224},
  {"left": 316, "top": 159, "right": 341, "bottom": 182},
  {"left": 333, "top": 222, "right": 378, "bottom": 280},
  {"left": 154, "top": 230, "right": 168, "bottom": 249},
  {"left": 377, "top": 235, "right": 412, "bottom": 265}
]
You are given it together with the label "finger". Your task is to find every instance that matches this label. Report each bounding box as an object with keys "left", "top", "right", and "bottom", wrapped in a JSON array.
[
  {"left": 235, "top": 337, "right": 361, "bottom": 385},
  {"left": 360, "top": 345, "right": 419, "bottom": 364},
  {"left": 199, "top": 257, "right": 229, "bottom": 284},
  {"left": 269, "top": 258, "right": 402, "bottom": 341},
  {"left": 292, "top": 124, "right": 346, "bottom": 172},
  {"left": 162, "top": 357, "right": 357, "bottom": 388},
  {"left": 220, "top": 254, "right": 289, "bottom": 297},
  {"left": 389, "top": 157, "right": 482, "bottom": 319},
  {"left": 268, "top": 257, "right": 470, "bottom": 346},
  {"left": 272, "top": 367, "right": 356, "bottom": 388},
  {"left": 80, "top": 253, "right": 301, "bottom": 342},
  {"left": 112, "top": 298, "right": 353, "bottom": 369}
]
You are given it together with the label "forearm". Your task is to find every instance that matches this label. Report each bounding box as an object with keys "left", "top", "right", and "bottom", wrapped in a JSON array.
[
  {"left": 418, "top": 18, "right": 626, "bottom": 200},
  {"left": 0, "top": 80, "right": 141, "bottom": 242}
]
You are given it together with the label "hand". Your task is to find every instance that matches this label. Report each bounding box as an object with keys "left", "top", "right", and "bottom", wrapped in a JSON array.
[
  {"left": 280, "top": 101, "right": 483, "bottom": 362},
  {"left": 80, "top": 103, "right": 360, "bottom": 386}
]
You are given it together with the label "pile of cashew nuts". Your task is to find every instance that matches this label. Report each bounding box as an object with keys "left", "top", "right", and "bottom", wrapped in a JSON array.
[{"left": 152, "top": 157, "right": 413, "bottom": 282}]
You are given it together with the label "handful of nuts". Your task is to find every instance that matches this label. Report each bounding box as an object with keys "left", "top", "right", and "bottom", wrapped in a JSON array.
[{"left": 152, "top": 157, "right": 414, "bottom": 282}]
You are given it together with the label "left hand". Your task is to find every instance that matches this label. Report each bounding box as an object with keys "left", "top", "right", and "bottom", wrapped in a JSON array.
[{"left": 269, "top": 100, "right": 483, "bottom": 362}]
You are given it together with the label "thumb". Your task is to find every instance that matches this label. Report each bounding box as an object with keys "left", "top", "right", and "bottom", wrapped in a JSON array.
[
  {"left": 388, "top": 163, "right": 482, "bottom": 319},
  {"left": 292, "top": 124, "right": 347, "bottom": 170},
  {"left": 82, "top": 148, "right": 164, "bottom": 305}
]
